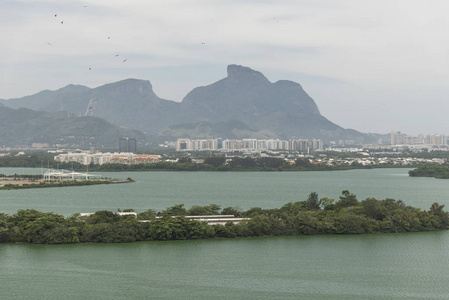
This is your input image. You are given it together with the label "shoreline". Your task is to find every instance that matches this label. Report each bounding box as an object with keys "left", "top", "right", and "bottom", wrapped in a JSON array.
[
  {"left": 48, "top": 164, "right": 417, "bottom": 173},
  {"left": 0, "top": 177, "right": 134, "bottom": 190},
  {"left": 1, "top": 195, "right": 448, "bottom": 244}
]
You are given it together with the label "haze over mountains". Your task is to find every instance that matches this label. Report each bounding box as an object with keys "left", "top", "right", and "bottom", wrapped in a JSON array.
[
  {"left": 0, "top": 106, "right": 147, "bottom": 148},
  {"left": 0, "top": 65, "right": 381, "bottom": 147}
]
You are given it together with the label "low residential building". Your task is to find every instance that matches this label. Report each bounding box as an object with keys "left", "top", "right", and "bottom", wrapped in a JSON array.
[{"left": 54, "top": 152, "right": 160, "bottom": 165}]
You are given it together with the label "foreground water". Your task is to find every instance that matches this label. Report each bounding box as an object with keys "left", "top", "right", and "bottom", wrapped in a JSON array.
[
  {"left": 2, "top": 232, "right": 449, "bottom": 300},
  {"left": 2, "top": 168, "right": 449, "bottom": 299}
]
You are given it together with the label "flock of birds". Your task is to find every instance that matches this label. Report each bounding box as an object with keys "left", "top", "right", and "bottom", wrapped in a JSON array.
[
  {"left": 50, "top": 8, "right": 129, "bottom": 71},
  {"left": 47, "top": 6, "right": 207, "bottom": 74}
]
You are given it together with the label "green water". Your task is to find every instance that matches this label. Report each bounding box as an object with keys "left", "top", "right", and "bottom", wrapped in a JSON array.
[
  {"left": 2, "top": 232, "right": 449, "bottom": 299},
  {"left": 0, "top": 168, "right": 447, "bottom": 216},
  {"left": 2, "top": 168, "right": 449, "bottom": 299}
]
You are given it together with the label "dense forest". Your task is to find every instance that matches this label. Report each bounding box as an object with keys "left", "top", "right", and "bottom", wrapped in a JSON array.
[
  {"left": 1, "top": 191, "right": 448, "bottom": 244},
  {"left": 409, "top": 165, "right": 449, "bottom": 179}
]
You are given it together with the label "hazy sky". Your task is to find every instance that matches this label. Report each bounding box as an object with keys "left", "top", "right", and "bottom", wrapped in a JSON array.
[{"left": 1, "top": 0, "right": 448, "bottom": 135}]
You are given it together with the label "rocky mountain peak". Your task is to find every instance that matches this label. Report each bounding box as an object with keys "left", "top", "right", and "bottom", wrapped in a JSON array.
[
  {"left": 0, "top": 65, "right": 373, "bottom": 143},
  {"left": 98, "top": 78, "right": 154, "bottom": 94},
  {"left": 57, "top": 84, "right": 91, "bottom": 94},
  {"left": 226, "top": 64, "right": 270, "bottom": 83}
]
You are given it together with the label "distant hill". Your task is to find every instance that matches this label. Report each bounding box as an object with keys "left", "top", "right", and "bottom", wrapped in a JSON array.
[
  {"left": 0, "top": 79, "right": 178, "bottom": 135},
  {"left": 178, "top": 65, "right": 368, "bottom": 141},
  {"left": 0, "top": 106, "right": 148, "bottom": 148},
  {"left": 0, "top": 84, "right": 91, "bottom": 111},
  {"left": 0, "top": 65, "right": 381, "bottom": 143}
]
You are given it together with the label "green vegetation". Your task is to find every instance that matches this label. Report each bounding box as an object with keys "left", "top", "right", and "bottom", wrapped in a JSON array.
[
  {"left": 0, "top": 106, "right": 148, "bottom": 148},
  {"left": 409, "top": 165, "right": 449, "bottom": 179},
  {"left": 1, "top": 191, "right": 448, "bottom": 244},
  {"left": 56, "top": 157, "right": 409, "bottom": 172},
  {"left": 0, "top": 152, "right": 56, "bottom": 168},
  {"left": 411, "top": 150, "right": 449, "bottom": 160},
  {"left": 0, "top": 153, "right": 427, "bottom": 172}
]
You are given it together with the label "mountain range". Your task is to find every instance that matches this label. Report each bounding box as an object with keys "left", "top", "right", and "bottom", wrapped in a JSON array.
[
  {"left": 0, "top": 106, "right": 147, "bottom": 148},
  {"left": 0, "top": 64, "right": 382, "bottom": 147}
]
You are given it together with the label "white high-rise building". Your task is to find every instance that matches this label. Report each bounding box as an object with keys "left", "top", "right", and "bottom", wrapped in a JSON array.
[{"left": 176, "top": 139, "right": 192, "bottom": 151}]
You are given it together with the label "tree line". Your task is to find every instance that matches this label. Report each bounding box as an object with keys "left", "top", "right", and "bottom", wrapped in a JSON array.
[
  {"left": 409, "top": 165, "right": 449, "bottom": 179},
  {"left": 0, "top": 154, "right": 418, "bottom": 172},
  {"left": 59, "top": 157, "right": 368, "bottom": 172},
  {"left": 1, "top": 191, "right": 448, "bottom": 244}
]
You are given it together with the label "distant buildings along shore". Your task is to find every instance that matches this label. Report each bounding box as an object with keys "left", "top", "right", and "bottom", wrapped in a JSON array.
[
  {"left": 391, "top": 131, "right": 446, "bottom": 146},
  {"left": 175, "top": 138, "right": 324, "bottom": 152},
  {"left": 54, "top": 152, "right": 160, "bottom": 165}
]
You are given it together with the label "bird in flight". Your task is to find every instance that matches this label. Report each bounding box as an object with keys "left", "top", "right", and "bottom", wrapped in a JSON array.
[
  {"left": 123, "top": 59, "right": 127, "bottom": 63},
  {"left": 55, "top": 14, "right": 57, "bottom": 17},
  {"left": 108, "top": 37, "right": 111, "bottom": 39},
  {"left": 47, "top": 42, "right": 52, "bottom": 45},
  {"left": 115, "top": 54, "right": 119, "bottom": 57},
  {"left": 61, "top": 21, "right": 64, "bottom": 24},
  {"left": 89, "top": 68, "right": 91, "bottom": 70}
]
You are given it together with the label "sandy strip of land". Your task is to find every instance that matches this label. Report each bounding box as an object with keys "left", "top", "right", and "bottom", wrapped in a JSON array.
[{"left": 0, "top": 178, "right": 43, "bottom": 187}]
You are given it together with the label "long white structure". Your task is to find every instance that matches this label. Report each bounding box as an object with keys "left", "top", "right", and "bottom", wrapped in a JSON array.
[
  {"left": 153, "top": 215, "right": 249, "bottom": 225},
  {"left": 43, "top": 169, "right": 101, "bottom": 181},
  {"left": 54, "top": 152, "right": 160, "bottom": 165}
]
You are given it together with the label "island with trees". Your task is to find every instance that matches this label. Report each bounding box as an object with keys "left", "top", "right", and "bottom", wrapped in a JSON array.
[
  {"left": 1, "top": 191, "right": 448, "bottom": 244},
  {"left": 409, "top": 165, "right": 449, "bottom": 179}
]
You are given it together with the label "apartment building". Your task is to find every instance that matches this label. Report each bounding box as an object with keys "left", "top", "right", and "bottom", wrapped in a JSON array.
[{"left": 175, "top": 138, "right": 323, "bottom": 152}]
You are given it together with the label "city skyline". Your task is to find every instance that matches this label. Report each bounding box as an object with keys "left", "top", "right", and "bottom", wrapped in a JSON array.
[
  {"left": 2, "top": 1, "right": 448, "bottom": 135},
  {"left": 390, "top": 131, "right": 446, "bottom": 146}
]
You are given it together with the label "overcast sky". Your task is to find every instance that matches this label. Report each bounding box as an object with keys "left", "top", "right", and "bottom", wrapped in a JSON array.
[{"left": 1, "top": 0, "right": 448, "bottom": 135}]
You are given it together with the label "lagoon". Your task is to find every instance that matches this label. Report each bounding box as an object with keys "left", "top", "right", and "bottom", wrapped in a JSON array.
[
  {"left": 2, "top": 168, "right": 449, "bottom": 299},
  {"left": 0, "top": 168, "right": 447, "bottom": 216},
  {"left": 2, "top": 232, "right": 449, "bottom": 299}
]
